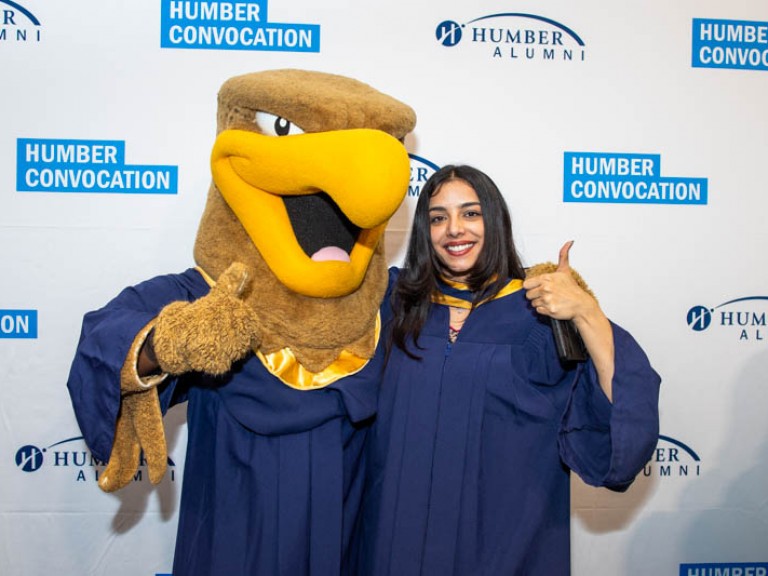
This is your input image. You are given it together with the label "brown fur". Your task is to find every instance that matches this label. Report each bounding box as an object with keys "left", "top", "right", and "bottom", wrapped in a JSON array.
[
  {"left": 525, "top": 262, "right": 597, "bottom": 302},
  {"left": 216, "top": 69, "right": 416, "bottom": 139}
]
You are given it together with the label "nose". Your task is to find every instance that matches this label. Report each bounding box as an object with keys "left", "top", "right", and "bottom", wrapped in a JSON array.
[{"left": 446, "top": 214, "right": 464, "bottom": 237}]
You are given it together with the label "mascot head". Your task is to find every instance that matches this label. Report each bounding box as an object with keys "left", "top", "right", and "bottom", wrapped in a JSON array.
[{"left": 193, "top": 69, "right": 416, "bottom": 370}]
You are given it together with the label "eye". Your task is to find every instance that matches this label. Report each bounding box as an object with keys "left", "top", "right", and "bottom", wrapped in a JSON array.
[
  {"left": 429, "top": 215, "right": 446, "bottom": 225},
  {"left": 254, "top": 111, "right": 305, "bottom": 136}
]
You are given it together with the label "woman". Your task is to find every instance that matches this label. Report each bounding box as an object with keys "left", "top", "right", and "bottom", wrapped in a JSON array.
[{"left": 352, "top": 164, "right": 660, "bottom": 575}]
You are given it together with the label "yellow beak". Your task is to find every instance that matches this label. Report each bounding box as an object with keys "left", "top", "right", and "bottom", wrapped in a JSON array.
[{"left": 211, "top": 128, "right": 410, "bottom": 297}]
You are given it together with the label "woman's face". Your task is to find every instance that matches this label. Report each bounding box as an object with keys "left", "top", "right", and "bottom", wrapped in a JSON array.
[{"left": 428, "top": 179, "right": 485, "bottom": 282}]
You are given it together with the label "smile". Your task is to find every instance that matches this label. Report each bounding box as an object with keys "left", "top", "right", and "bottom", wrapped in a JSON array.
[{"left": 446, "top": 243, "right": 474, "bottom": 255}]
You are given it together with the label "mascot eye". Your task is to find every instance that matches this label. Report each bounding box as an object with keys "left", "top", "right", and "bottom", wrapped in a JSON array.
[{"left": 254, "top": 111, "right": 305, "bottom": 136}]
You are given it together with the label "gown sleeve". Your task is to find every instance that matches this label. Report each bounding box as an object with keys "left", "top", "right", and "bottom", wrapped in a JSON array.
[
  {"left": 66, "top": 270, "right": 208, "bottom": 462},
  {"left": 528, "top": 319, "right": 661, "bottom": 491}
]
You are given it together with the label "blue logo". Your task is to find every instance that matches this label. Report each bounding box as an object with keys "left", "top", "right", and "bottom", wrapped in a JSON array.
[
  {"left": 15, "top": 444, "right": 44, "bottom": 472},
  {"left": 161, "top": 0, "right": 320, "bottom": 52},
  {"left": 15, "top": 436, "right": 177, "bottom": 484},
  {"left": 563, "top": 151, "right": 708, "bottom": 205},
  {"left": 644, "top": 435, "right": 701, "bottom": 480},
  {"left": 687, "top": 296, "right": 768, "bottom": 341},
  {"left": 693, "top": 18, "right": 768, "bottom": 71},
  {"left": 680, "top": 563, "right": 768, "bottom": 576},
  {"left": 687, "top": 305, "right": 712, "bottom": 332},
  {"left": 408, "top": 154, "right": 440, "bottom": 198},
  {"left": 16, "top": 138, "right": 178, "bottom": 194},
  {"left": 435, "top": 13, "right": 585, "bottom": 62},
  {"left": 0, "top": 309, "right": 37, "bottom": 338},
  {"left": 0, "top": 0, "right": 41, "bottom": 43},
  {"left": 435, "top": 20, "right": 463, "bottom": 47}
]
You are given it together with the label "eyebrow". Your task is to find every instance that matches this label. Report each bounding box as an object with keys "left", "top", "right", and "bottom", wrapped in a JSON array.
[{"left": 428, "top": 201, "right": 481, "bottom": 212}]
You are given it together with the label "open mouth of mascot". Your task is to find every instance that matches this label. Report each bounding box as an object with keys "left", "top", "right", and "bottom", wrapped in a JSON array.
[{"left": 283, "top": 192, "right": 359, "bottom": 263}]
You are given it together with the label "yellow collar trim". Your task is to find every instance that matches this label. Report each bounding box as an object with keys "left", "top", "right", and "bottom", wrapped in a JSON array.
[
  {"left": 195, "top": 266, "right": 379, "bottom": 390},
  {"left": 438, "top": 277, "right": 474, "bottom": 290},
  {"left": 256, "top": 313, "right": 380, "bottom": 390},
  {"left": 431, "top": 278, "right": 524, "bottom": 310}
]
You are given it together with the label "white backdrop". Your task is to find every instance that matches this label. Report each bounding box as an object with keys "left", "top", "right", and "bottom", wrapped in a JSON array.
[{"left": 2, "top": 1, "right": 767, "bottom": 575}]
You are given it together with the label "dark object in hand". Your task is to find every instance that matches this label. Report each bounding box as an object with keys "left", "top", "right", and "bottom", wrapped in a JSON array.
[{"left": 551, "top": 318, "right": 587, "bottom": 362}]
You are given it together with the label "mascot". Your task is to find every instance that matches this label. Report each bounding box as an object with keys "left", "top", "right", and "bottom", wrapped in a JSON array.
[{"left": 67, "top": 69, "right": 416, "bottom": 575}]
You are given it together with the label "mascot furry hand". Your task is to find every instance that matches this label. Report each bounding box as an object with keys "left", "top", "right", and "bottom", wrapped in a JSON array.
[
  {"left": 526, "top": 248, "right": 596, "bottom": 363},
  {"left": 97, "top": 69, "right": 416, "bottom": 492}
]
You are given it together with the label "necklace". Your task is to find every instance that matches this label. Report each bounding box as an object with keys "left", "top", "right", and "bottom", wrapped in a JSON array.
[
  {"left": 449, "top": 306, "right": 469, "bottom": 322},
  {"left": 448, "top": 306, "right": 469, "bottom": 343}
]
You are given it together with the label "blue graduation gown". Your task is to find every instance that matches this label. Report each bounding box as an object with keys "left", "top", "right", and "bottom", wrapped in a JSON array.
[
  {"left": 352, "top": 270, "right": 661, "bottom": 575},
  {"left": 67, "top": 269, "right": 385, "bottom": 575}
]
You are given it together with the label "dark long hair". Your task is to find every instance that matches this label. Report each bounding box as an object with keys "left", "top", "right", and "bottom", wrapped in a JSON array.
[{"left": 390, "top": 164, "right": 525, "bottom": 355}]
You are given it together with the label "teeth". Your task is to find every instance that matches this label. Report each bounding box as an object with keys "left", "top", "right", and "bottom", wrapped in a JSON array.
[{"left": 447, "top": 243, "right": 472, "bottom": 253}]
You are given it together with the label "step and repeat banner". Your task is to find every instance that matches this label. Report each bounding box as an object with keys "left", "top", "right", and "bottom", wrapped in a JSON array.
[{"left": 2, "top": 1, "right": 767, "bottom": 574}]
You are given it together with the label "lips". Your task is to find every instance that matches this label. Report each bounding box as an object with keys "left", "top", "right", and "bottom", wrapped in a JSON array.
[{"left": 445, "top": 242, "right": 475, "bottom": 256}]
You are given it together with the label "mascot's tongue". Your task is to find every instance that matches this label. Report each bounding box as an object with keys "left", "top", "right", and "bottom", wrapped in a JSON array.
[{"left": 311, "top": 246, "right": 351, "bottom": 262}]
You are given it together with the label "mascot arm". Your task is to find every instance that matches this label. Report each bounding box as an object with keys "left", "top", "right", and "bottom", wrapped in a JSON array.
[
  {"left": 68, "top": 272, "right": 201, "bottom": 464},
  {"left": 99, "top": 262, "right": 262, "bottom": 493}
]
